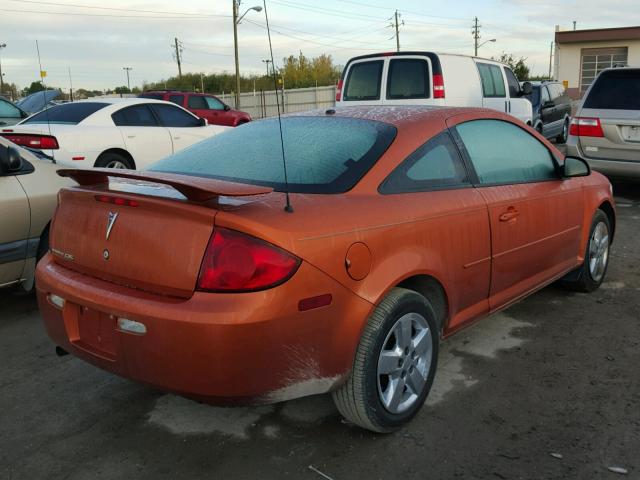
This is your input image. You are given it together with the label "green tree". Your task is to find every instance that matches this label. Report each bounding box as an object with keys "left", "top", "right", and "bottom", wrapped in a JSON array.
[
  {"left": 493, "top": 53, "right": 530, "bottom": 81},
  {"left": 23, "top": 81, "right": 46, "bottom": 96},
  {"left": 114, "top": 86, "right": 131, "bottom": 94}
]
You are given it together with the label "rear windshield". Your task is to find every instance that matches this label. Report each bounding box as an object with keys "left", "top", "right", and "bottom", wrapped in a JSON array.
[
  {"left": 139, "top": 93, "right": 164, "bottom": 100},
  {"left": 149, "top": 116, "right": 396, "bottom": 193},
  {"left": 22, "top": 102, "right": 108, "bottom": 125},
  {"left": 584, "top": 69, "right": 640, "bottom": 110},
  {"left": 344, "top": 61, "right": 383, "bottom": 101}
]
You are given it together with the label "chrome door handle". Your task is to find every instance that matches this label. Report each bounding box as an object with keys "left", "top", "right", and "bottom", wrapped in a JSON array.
[
  {"left": 127, "top": 135, "right": 136, "bottom": 139},
  {"left": 499, "top": 207, "right": 519, "bottom": 222}
]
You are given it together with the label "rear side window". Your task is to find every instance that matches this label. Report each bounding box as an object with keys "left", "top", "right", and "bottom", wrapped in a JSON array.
[
  {"left": 387, "top": 59, "right": 430, "bottom": 100},
  {"left": 112, "top": 105, "right": 158, "bottom": 127},
  {"left": 344, "top": 61, "right": 383, "bottom": 101},
  {"left": 477, "top": 63, "right": 506, "bottom": 98},
  {"left": 23, "top": 102, "right": 108, "bottom": 125},
  {"left": 205, "top": 96, "right": 225, "bottom": 110},
  {"left": 150, "top": 104, "right": 200, "bottom": 127},
  {"left": 380, "top": 132, "right": 468, "bottom": 193},
  {"left": 149, "top": 117, "right": 397, "bottom": 194},
  {"left": 187, "top": 96, "right": 208, "bottom": 109},
  {"left": 503, "top": 67, "right": 521, "bottom": 97},
  {"left": 168, "top": 95, "right": 184, "bottom": 105},
  {"left": 584, "top": 69, "right": 640, "bottom": 110},
  {"left": 456, "top": 119, "right": 557, "bottom": 184}
]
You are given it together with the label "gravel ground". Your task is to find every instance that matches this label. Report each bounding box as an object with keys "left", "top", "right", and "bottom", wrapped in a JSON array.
[{"left": 1, "top": 181, "right": 638, "bottom": 480}]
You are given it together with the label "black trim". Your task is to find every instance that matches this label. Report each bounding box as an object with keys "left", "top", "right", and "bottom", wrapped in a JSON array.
[
  {"left": 0, "top": 158, "right": 34, "bottom": 177},
  {"left": 0, "top": 237, "right": 39, "bottom": 265}
]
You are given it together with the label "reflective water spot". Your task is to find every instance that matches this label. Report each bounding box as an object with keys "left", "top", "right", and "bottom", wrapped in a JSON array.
[
  {"left": 279, "top": 394, "right": 336, "bottom": 424},
  {"left": 148, "top": 395, "right": 273, "bottom": 439},
  {"left": 263, "top": 425, "right": 280, "bottom": 439},
  {"left": 601, "top": 281, "right": 625, "bottom": 290},
  {"left": 427, "top": 355, "right": 478, "bottom": 406}
]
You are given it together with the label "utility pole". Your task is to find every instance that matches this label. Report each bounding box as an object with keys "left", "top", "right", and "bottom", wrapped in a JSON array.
[
  {"left": 472, "top": 17, "right": 481, "bottom": 56},
  {"left": 262, "top": 59, "right": 272, "bottom": 77},
  {"left": 573, "top": 21, "right": 577, "bottom": 30},
  {"left": 174, "top": 37, "right": 182, "bottom": 78},
  {"left": 200, "top": 73, "right": 205, "bottom": 93},
  {"left": 394, "top": 10, "right": 401, "bottom": 52},
  {"left": 68, "top": 66, "right": 74, "bottom": 101},
  {"left": 123, "top": 66, "right": 132, "bottom": 91},
  {"left": 232, "top": 0, "right": 241, "bottom": 108},
  {"left": 548, "top": 41, "right": 553, "bottom": 79},
  {"left": 388, "top": 10, "right": 403, "bottom": 52},
  {"left": 0, "top": 43, "right": 6, "bottom": 97}
]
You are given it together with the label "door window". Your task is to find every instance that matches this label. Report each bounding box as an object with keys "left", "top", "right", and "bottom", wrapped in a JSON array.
[
  {"left": 0, "top": 100, "right": 22, "bottom": 118},
  {"left": 150, "top": 104, "right": 201, "bottom": 127},
  {"left": 503, "top": 67, "right": 521, "bottom": 98},
  {"left": 168, "top": 95, "right": 184, "bottom": 106},
  {"left": 456, "top": 119, "right": 557, "bottom": 184},
  {"left": 187, "top": 95, "right": 208, "bottom": 110},
  {"left": 343, "top": 60, "right": 383, "bottom": 101},
  {"left": 205, "top": 96, "right": 225, "bottom": 110},
  {"left": 380, "top": 132, "right": 469, "bottom": 193},
  {"left": 477, "top": 63, "right": 506, "bottom": 98},
  {"left": 386, "top": 59, "right": 430, "bottom": 99},
  {"left": 111, "top": 105, "right": 158, "bottom": 127},
  {"left": 541, "top": 86, "right": 550, "bottom": 104}
]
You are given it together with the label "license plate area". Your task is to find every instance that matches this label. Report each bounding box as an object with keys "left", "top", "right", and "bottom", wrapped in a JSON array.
[
  {"left": 66, "top": 304, "right": 118, "bottom": 360},
  {"left": 621, "top": 125, "right": 640, "bottom": 143}
]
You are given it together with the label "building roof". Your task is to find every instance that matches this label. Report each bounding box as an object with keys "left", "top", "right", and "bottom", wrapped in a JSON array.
[{"left": 555, "top": 26, "right": 640, "bottom": 44}]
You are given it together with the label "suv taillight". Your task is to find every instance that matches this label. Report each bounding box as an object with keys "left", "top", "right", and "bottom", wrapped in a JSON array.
[
  {"left": 569, "top": 117, "right": 604, "bottom": 137},
  {"left": 433, "top": 74, "right": 445, "bottom": 99},
  {"left": 1, "top": 134, "right": 59, "bottom": 149},
  {"left": 197, "top": 228, "right": 301, "bottom": 292},
  {"left": 336, "top": 79, "right": 344, "bottom": 102}
]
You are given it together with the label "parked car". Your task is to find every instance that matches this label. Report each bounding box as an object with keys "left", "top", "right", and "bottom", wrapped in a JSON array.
[
  {"left": 0, "top": 96, "right": 29, "bottom": 126},
  {"left": 0, "top": 98, "right": 227, "bottom": 170},
  {"left": 525, "top": 81, "right": 572, "bottom": 143},
  {"left": 37, "top": 106, "right": 614, "bottom": 432},
  {"left": 0, "top": 137, "right": 74, "bottom": 291},
  {"left": 139, "top": 90, "right": 251, "bottom": 127},
  {"left": 566, "top": 67, "right": 640, "bottom": 178},
  {"left": 336, "top": 52, "right": 533, "bottom": 125},
  {"left": 16, "top": 89, "right": 62, "bottom": 114}
]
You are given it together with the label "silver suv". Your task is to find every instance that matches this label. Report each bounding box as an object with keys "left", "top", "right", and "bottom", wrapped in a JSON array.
[{"left": 566, "top": 67, "right": 640, "bottom": 178}]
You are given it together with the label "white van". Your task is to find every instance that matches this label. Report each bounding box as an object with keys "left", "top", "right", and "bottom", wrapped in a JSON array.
[{"left": 336, "top": 52, "right": 533, "bottom": 125}]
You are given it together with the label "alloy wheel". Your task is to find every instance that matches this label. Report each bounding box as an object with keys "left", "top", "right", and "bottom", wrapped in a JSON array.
[{"left": 588, "top": 221, "right": 609, "bottom": 282}]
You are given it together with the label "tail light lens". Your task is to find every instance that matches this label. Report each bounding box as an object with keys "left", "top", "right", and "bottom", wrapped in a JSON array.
[
  {"left": 197, "top": 228, "right": 301, "bottom": 292},
  {"left": 336, "top": 79, "right": 344, "bottom": 101},
  {"left": 0, "top": 134, "right": 59, "bottom": 149},
  {"left": 569, "top": 117, "right": 604, "bottom": 137},
  {"left": 433, "top": 74, "right": 445, "bottom": 99}
]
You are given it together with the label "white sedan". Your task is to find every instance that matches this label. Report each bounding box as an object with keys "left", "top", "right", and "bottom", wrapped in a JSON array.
[{"left": 0, "top": 98, "right": 228, "bottom": 169}]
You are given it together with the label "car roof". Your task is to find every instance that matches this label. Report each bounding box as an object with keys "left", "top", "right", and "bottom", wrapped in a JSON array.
[{"left": 72, "top": 97, "right": 170, "bottom": 105}]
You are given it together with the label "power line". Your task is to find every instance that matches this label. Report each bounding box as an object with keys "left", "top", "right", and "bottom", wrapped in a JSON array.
[{"left": 0, "top": 7, "right": 226, "bottom": 19}]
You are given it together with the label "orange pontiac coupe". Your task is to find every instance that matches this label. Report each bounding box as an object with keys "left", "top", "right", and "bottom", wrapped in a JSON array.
[{"left": 37, "top": 106, "right": 615, "bottom": 432}]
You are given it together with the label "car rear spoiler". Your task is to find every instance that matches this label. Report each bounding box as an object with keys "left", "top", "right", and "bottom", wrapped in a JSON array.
[{"left": 57, "top": 168, "right": 273, "bottom": 202}]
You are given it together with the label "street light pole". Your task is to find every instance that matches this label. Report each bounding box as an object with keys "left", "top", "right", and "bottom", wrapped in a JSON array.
[
  {"left": 262, "top": 59, "right": 272, "bottom": 77},
  {"left": 233, "top": 1, "right": 262, "bottom": 109},
  {"left": 0, "top": 44, "right": 6, "bottom": 97},
  {"left": 123, "top": 66, "right": 132, "bottom": 91},
  {"left": 477, "top": 38, "right": 496, "bottom": 53}
]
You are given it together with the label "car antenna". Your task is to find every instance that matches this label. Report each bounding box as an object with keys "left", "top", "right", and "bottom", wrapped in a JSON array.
[
  {"left": 263, "top": 0, "right": 293, "bottom": 213},
  {"left": 35, "top": 40, "right": 55, "bottom": 163}
]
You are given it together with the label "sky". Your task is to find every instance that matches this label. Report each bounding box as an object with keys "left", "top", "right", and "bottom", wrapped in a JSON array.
[{"left": 0, "top": 0, "right": 639, "bottom": 92}]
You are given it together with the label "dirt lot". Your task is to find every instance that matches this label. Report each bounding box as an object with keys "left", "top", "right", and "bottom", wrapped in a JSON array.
[{"left": 1, "top": 181, "right": 638, "bottom": 480}]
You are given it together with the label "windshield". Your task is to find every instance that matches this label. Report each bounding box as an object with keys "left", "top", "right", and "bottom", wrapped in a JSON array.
[
  {"left": 584, "top": 69, "right": 640, "bottom": 110},
  {"left": 149, "top": 116, "right": 397, "bottom": 193},
  {"left": 22, "top": 102, "right": 108, "bottom": 125}
]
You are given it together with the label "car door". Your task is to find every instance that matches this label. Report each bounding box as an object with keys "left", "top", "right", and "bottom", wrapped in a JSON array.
[
  {"left": 539, "top": 86, "right": 554, "bottom": 136},
  {"left": 187, "top": 95, "right": 215, "bottom": 125},
  {"left": 204, "top": 96, "right": 232, "bottom": 126},
  {"left": 476, "top": 62, "right": 508, "bottom": 115},
  {"left": 0, "top": 174, "right": 30, "bottom": 286},
  {"left": 149, "top": 103, "right": 211, "bottom": 153},
  {"left": 503, "top": 66, "right": 531, "bottom": 124},
  {"left": 451, "top": 117, "right": 584, "bottom": 310}
]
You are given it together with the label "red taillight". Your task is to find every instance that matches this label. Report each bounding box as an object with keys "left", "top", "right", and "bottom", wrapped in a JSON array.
[
  {"left": 433, "top": 74, "right": 445, "bottom": 99},
  {"left": 0, "top": 134, "right": 59, "bottom": 149},
  {"left": 197, "top": 228, "right": 301, "bottom": 292},
  {"left": 569, "top": 117, "right": 604, "bottom": 137},
  {"left": 95, "top": 195, "right": 139, "bottom": 207},
  {"left": 336, "top": 79, "right": 344, "bottom": 101}
]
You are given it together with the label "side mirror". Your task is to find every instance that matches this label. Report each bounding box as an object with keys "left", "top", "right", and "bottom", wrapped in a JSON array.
[
  {"left": 197, "top": 117, "right": 207, "bottom": 127},
  {"left": 521, "top": 82, "right": 533, "bottom": 95},
  {"left": 562, "top": 156, "right": 590, "bottom": 178},
  {"left": 0, "top": 145, "right": 23, "bottom": 174},
  {"left": 223, "top": 104, "right": 231, "bottom": 111}
]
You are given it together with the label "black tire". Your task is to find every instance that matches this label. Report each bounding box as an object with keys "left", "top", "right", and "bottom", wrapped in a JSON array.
[
  {"left": 332, "top": 288, "right": 439, "bottom": 433},
  {"left": 95, "top": 152, "right": 134, "bottom": 169},
  {"left": 556, "top": 118, "right": 569, "bottom": 144},
  {"left": 561, "top": 209, "right": 611, "bottom": 292}
]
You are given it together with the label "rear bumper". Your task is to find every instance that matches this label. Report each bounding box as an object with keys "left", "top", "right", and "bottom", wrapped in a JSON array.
[
  {"left": 566, "top": 137, "right": 640, "bottom": 179},
  {"left": 36, "top": 254, "right": 374, "bottom": 404}
]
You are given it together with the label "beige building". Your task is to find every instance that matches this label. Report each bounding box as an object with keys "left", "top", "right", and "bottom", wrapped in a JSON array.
[{"left": 554, "top": 26, "right": 640, "bottom": 99}]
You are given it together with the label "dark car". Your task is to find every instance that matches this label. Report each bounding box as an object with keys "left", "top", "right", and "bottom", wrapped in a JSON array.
[
  {"left": 524, "top": 81, "right": 572, "bottom": 143},
  {"left": 139, "top": 91, "right": 251, "bottom": 127}
]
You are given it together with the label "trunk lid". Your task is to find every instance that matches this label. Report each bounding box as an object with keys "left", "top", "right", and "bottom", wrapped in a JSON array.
[{"left": 50, "top": 169, "right": 273, "bottom": 298}]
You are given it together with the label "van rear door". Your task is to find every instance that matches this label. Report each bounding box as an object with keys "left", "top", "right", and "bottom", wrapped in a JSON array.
[{"left": 339, "top": 59, "right": 386, "bottom": 105}]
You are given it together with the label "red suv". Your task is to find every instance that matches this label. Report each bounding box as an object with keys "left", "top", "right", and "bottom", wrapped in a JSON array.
[{"left": 139, "top": 91, "right": 251, "bottom": 127}]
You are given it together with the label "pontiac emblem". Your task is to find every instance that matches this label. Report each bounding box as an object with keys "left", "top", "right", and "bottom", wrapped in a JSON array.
[{"left": 106, "top": 211, "right": 118, "bottom": 240}]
